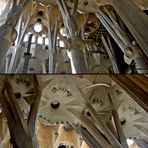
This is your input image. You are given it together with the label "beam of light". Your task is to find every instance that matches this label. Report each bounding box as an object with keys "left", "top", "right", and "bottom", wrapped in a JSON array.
[{"left": 67, "top": 51, "right": 76, "bottom": 74}]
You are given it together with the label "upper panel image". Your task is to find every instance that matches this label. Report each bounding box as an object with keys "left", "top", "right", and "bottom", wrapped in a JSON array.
[{"left": 0, "top": 0, "right": 148, "bottom": 74}]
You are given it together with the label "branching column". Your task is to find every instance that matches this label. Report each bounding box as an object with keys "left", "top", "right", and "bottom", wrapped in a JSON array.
[
  {"left": 0, "top": 0, "right": 31, "bottom": 72},
  {"left": 110, "top": 0, "right": 148, "bottom": 58},
  {"left": 0, "top": 76, "right": 41, "bottom": 148},
  {"left": 57, "top": 0, "right": 88, "bottom": 73}
]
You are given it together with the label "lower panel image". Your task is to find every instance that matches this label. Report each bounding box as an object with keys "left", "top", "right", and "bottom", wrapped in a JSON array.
[{"left": 0, "top": 75, "right": 147, "bottom": 148}]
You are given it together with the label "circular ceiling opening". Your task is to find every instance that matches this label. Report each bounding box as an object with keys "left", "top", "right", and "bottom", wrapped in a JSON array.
[
  {"left": 51, "top": 100, "right": 60, "bottom": 109},
  {"left": 34, "top": 23, "right": 42, "bottom": 33},
  {"left": 58, "top": 145, "right": 66, "bottom": 148},
  {"left": 15, "top": 92, "right": 21, "bottom": 99},
  {"left": 120, "top": 117, "right": 126, "bottom": 125},
  {"left": 38, "top": 11, "right": 44, "bottom": 16},
  {"left": 37, "top": 18, "right": 42, "bottom": 22},
  {"left": 83, "top": 1, "right": 88, "bottom": 5}
]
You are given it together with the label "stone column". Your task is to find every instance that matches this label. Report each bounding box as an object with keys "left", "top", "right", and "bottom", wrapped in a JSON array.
[{"left": 110, "top": 0, "right": 148, "bottom": 58}]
